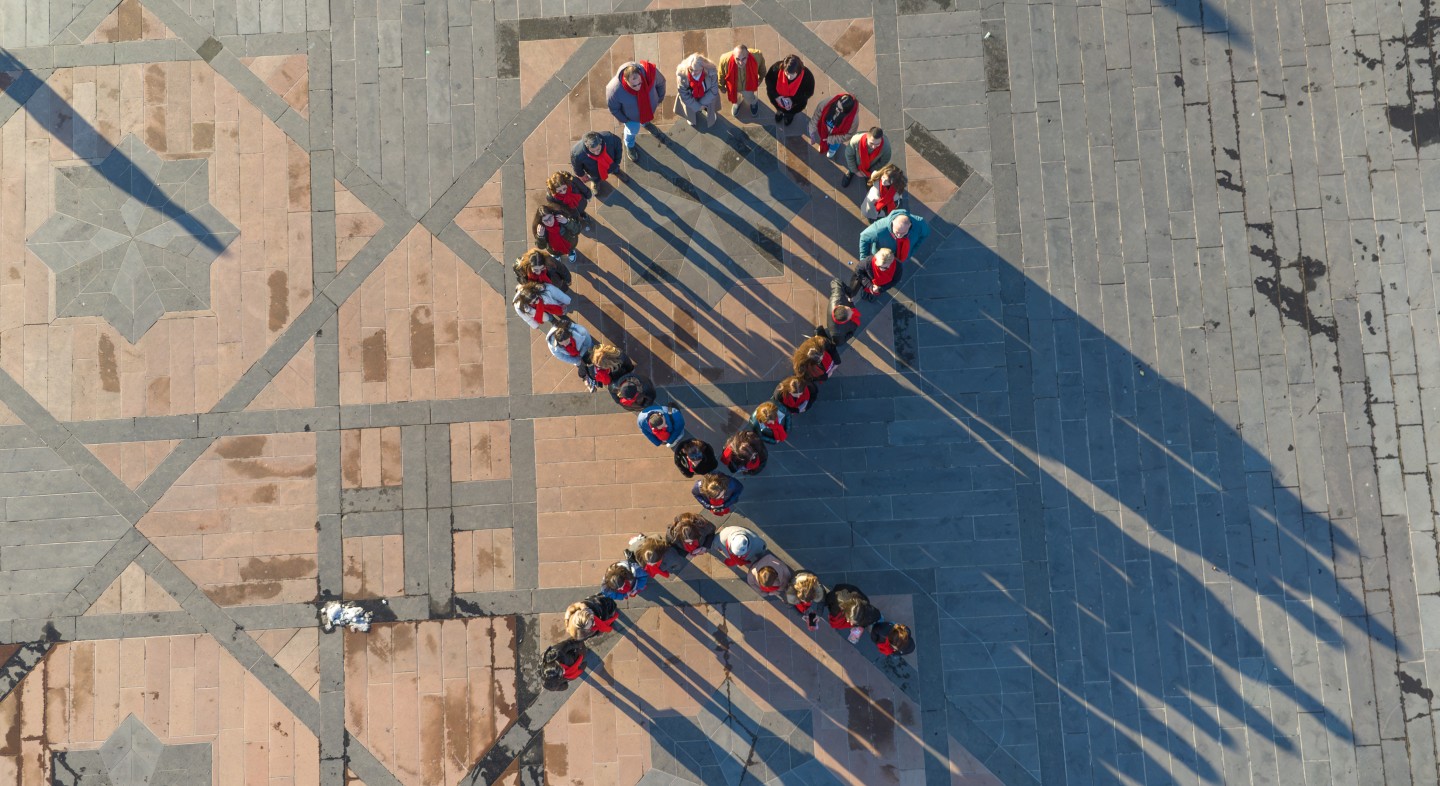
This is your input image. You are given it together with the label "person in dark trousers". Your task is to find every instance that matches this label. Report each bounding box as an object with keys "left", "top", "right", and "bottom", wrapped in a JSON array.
[
  {"left": 546, "top": 171, "right": 595, "bottom": 232},
  {"left": 579, "top": 344, "right": 634, "bottom": 392},
  {"left": 714, "top": 524, "right": 765, "bottom": 566},
  {"left": 606, "top": 60, "right": 666, "bottom": 161},
  {"left": 673, "top": 437, "right": 719, "bottom": 478},
  {"left": 609, "top": 373, "right": 655, "bottom": 412},
  {"left": 694, "top": 472, "right": 744, "bottom": 516},
  {"left": 773, "top": 374, "right": 819, "bottom": 414},
  {"left": 564, "top": 594, "right": 620, "bottom": 640},
  {"left": 819, "top": 278, "right": 862, "bottom": 346},
  {"left": 785, "top": 570, "right": 827, "bottom": 630},
  {"left": 841, "top": 127, "right": 891, "bottom": 188},
  {"left": 721, "top": 429, "right": 768, "bottom": 476},
  {"left": 862, "top": 164, "right": 907, "bottom": 221},
  {"left": 601, "top": 557, "right": 648, "bottom": 600},
  {"left": 532, "top": 203, "right": 580, "bottom": 265},
  {"left": 792, "top": 334, "right": 840, "bottom": 382},
  {"left": 513, "top": 248, "right": 573, "bottom": 291},
  {"left": 637, "top": 404, "right": 687, "bottom": 448},
  {"left": 540, "top": 638, "right": 588, "bottom": 690},
  {"left": 718, "top": 44, "right": 766, "bottom": 117},
  {"left": 546, "top": 319, "right": 593, "bottom": 367},
  {"left": 667, "top": 512, "right": 717, "bottom": 557},
  {"left": 764, "top": 54, "right": 815, "bottom": 127},
  {"left": 846, "top": 247, "right": 902, "bottom": 301},
  {"left": 808, "top": 93, "right": 858, "bottom": 159},
  {"left": 571, "top": 130, "right": 625, "bottom": 186},
  {"left": 825, "top": 583, "right": 881, "bottom": 643},
  {"left": 748, "top": 401, "right": 790, "bottom": 444},
  {"left": 858, "top": 209, "right": 931, "bottom": 266},
  {"left": 870, "top": 621, "right": 916, "bottom": 657}
]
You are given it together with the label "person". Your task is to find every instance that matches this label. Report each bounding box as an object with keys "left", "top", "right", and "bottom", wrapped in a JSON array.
[
  {"left": 579, "top": 344, "right": 634, "bottom": 392},
  {"left": 532, "top": 203, "right": 580, "bottom": 264},
  {"left": 667, "top": 511, "right": 717, "bottom": 557},
  {"left": 858, "top": 209, "right": 930, "bottom": 266},
  {"left": 785, "top": 570, "right": 827, "bottom": 630},
  {"left": 748, "top": 401, "right": 790, "bottom": 444},
  {"left": 792, "top": 334, "right": 840, "bottom": 382},
  {"left": 606, "top": 60, "right": 666, "bottom": 161},
  {"left": 571, "top": 130, "right": 624, "bottom": 185},
  {"left": 513, "top": 281, "right": 571, "bottom": 328},
  {"left": 870, "top": 620, "right": 916, "bottom": 657},
  {"left": 609, "top": 373, "right": 656, "bottom": 412},
  {"left": 714, "top": 523, "right": 765, "bottom": 567},
  {"left": 847, "top": 247, "right": 902, "bottom": 301},
  {"left": 747, "top": 553, "right": 793, "bottom": 598},
  {"left": 673, "top": 437, "right": 719, "bottom": 478},
  {"left": 637, "top": 404, "right": 687, "bottom": 448},
  {"left": 694, "top": 472, "right": 744, "bottom": 516},
  {"left": 546, "top": 319, "right": 593, "bottom": 366},
  {"left": 674, "top": 53, "right": 720, "bottom": 128},
  {"left": 721, "top": 429, "right": 768, "bottom": 476},
  {"left": 841, "top": 127, "right": 890, "bottom": 188},
  {"left": 818, "top": 278, "right": 862, "bottom": 346},
  {"left": 824, "top": 583, "right": 880, "bottom": 643},
  {"left": 540, "top": 638, "right": 587, "bottom": 690},
  {"left": 601, "top": 557, "right": 648, "bottom": 601},
  {"left": 862, "top": 164, "right": 907, "bottom": 220},
  {"left": 546, "top": 171, "right": 595, "bottom": 232},
  {"left": 718, "top": 45, "right": 766, "bottom": 117},
  {"left": 772, "top": 375, "right": 819, "bottom": 415},
  {"left": 627, "top": 534, "right": 676, "bottom": 579},
  {"left": 764, "top": 54, "right": 814, "bottom": 127},
  {"left": 808, "top": 93, "right": 858, "bottom": 158},
  {"left": 513, "top": 248, "right": 572, "bottom": 291},
  {"left": 564, "top": 594, "right": 620, "bottom": 640}
]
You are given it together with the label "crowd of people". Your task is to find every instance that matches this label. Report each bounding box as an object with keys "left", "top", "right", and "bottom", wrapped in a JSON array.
[{"left": 529, "top": 43, "right": 933, "bottom": 691}]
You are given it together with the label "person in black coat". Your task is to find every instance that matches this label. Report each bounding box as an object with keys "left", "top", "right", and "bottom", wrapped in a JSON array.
[
  {"left": 870, "top": 621, "right": 915, "bottom": 657},
  {"left": 764, "top": 55, "right": 815, "bottom": 127},
  {"left": 819, "top": 277, "right": 862, "bottom": 346},
  {"left": 570, "top": 130, "right": 625, "bottom": 186},
  {"left": 673, "top": 437, "right": 719, "bottom": 478},
  {"left": 773, "top": 375, "right": 819, "bottom": 415},
  {"left": 609, "top": 373, "right": 655, "bottom": 412},
  {"left": 824, "top": 583, "right": 880, "bottom": 643},
  {"left": 721, "top": 429, "right": 768, "bottom": 476}
]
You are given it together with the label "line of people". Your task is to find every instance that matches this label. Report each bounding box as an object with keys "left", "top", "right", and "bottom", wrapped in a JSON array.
[{"left": 529, "top": 41, "right": 935, "bottom": 691}]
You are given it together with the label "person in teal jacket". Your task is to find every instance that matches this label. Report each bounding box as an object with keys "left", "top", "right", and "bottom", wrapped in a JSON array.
[{"left": 857, "top": 209, "right": 930, "bottom": 265}]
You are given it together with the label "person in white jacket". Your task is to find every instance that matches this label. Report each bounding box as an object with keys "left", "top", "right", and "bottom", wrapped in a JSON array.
[
  {"left": 513, "top": 281, "right": 571, "bottom": 328},
  {"left": 546, "top": 319, "right": 593, "bottom": 365},
  {"left": 674, "top": 53, "right": 720, "bottom": 128}
]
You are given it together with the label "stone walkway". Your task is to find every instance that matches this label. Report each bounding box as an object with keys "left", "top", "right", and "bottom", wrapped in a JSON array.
[{"left": 0, "top": 0, "right": 1436, "bottom": 784}]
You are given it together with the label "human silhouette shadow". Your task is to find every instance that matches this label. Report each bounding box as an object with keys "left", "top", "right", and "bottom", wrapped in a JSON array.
[{"left": 0, "top": 53, "right": 229, "bottom": 253}]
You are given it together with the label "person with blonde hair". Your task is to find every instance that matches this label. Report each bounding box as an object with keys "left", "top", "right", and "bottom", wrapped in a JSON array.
[
  {"left": 513, "top": 281, "right": 571, "bottom": 328},
  {"left": 785, "top": 570, "right": 827, "bottom": 630},
  {"left": 718, "top": 44, "right": 766, "bottom": 117},
  {"left": 674, "top": 53, "right": 720, "bottom": 128},
  {"left": 748, "top": 400, "right": 790, "bottom": 444},
  {"left": 847, "top": 246, "right": 902, "bottom": 300},
  {"left": 666, "top": 512, "right": 717, "bottom": 557},
  {"left": 792, "top": 334, "right": 840, "bottom": 382},
  {"left": 627, "top": 534, "right": 676, "bottom": 579},
  {"left": 579, "top": 343, "right": 634, "bottom": 392},
  {"left": 693, "top": 472, "right": 744, "bottom": 516},
  {"left": 564, "top": 594, "right": 619, "bottom": 640},
  {"left": 871, "top": 620, "right": 915, "bottom": 656}
]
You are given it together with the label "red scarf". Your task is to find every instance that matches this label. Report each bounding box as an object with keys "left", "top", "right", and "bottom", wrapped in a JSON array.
[
  {"left": 681, "top": 540, "right": 702, "bottom": 554},
  {"left": 827, "top": 611, "right": 849, "bottom": 629},
  {"left": 820, "top": 353, "right": 835, "bottom": 376},
  {"left": 615, "top": 581, "right": 633, "bottom": 597},
  {"left": 684, "top": 454, "right": 702, "bottom": 473},
  {"left": 816, "top": 96, "right": 855, "bottom": 151},
  {"left": 776, "top": 67, "right": 801, "bottom": 98},
  {"left": 623, "top": 62, "right": 658, "bottom": 123},
  {"left": 870, "top": 257, "right": 897, "bottom": 287},
  {"left": 858, "top": 135, "right": 883, "bottom": 174},
  {"left": 894, "top": 234, "right": 911, "bottom": 263},
  {"left": 758, "top": 582, "right": 779, "bottom": 593},
  {"left": 877, "top": 639, "right": 896, "bottom": 656},
  {"left": 724, "top": 553, "right": 748, "bottom": 567},
  {"left": 766, "top": 418, "right": 787, "bottom": 441},
  {"left": 687, "top": 69, "right": 707, "bottom": 101},
  {"left": 782, "top": 388, "right": 811, "bottom": 410},
  {"left": 724, "top": 54, "right": 759, "bottom": 103},
  {"left": 561, "top": 656, "right": 584, "bottom": 680},
  {"left": 592, "top": 612, "right": 617, "bottom": 633},
  {"left": 874, "top": 181, "right": 897, "bottom": 214},
  {"left": 795, "top": 601, "right": 812, "bottom": 613},
  {"left": 528, "top": 268, "right": 552, "bottom": 285},
  {"left": 833, "top": 306, "right": 860, "bottom": 325},
  {"left": 553, "top": 189, "right": 582, "bottom": 211},
  {"left": 560, "top": 338, "right": 580, "bottom": 357},
  {"left": 589, "top": 148, "right": 613, "bottom": 181},
  {"left": 532, "top": 299, "right": 564, "bottom": 324},
  {"left": 544, "top": 221, "right": 572, "bottom": 254},
  {"left": 621, "top": 394, "right": 639, "bottom": 407},
  {"left": 643, "top": 562, "right": 670, "bottom": 579},
  {"left": 651, "top": 424, "right": 670, "bottom": 442},
  {"left": 594, "top": 367, "right": 613, "bottom": 385}
]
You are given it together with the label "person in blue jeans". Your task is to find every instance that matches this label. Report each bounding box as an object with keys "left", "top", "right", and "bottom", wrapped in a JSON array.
[
  {"left": 637, "top": 404, "right": 686, "bottom": 448},
  {"left": 605, "top": 61, "right": 666, "bottom": 161}
]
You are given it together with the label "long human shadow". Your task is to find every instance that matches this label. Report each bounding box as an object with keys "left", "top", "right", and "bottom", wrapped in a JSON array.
[
  {"left": 0, "top": 53, "right": 229, "bottom": 253},
  {"left": 1163, "top": 0, "right": 1251, "bottom": 48}
]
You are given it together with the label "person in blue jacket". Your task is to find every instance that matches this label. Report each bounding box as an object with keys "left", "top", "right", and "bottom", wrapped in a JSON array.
[
  {"left": 637, "top": 404, "right": 686, "bottom": 448},
  {"left": 601, "top": 557, "right": 648, "bottom": 601},
  {"left": 693, "top": 472, "right": 743, "bottom": 516},
  {"left": 857, "top": 209, "right": 930, "bottom": 267}
]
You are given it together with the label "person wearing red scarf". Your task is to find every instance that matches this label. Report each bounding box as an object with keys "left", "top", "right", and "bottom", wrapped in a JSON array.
[
  {"left": 606, "top": 61, "right": 666, "bottom": 161},
  {"left": 746, "top": 555, "right": 792, "bottom": 598},
  {"left": 870, "top": 621, "right": 916, "bottom": 657},
  {"left": 792, "top": 334, "right": 840, "bottom": 382},
  {"left": 570, "top": 131, "right": 624, "bottom": 185},
  {"left": 784, "top": 571, "right": 827, "bottom": 630},
  {"left": 609, "top": 372, "right": 656, "bottom": 412},
  {"left": 545, "top": 319, "right": 592, "bottom": 367},
  {"left": 540, "top": 639, "right": 588, "bottom": 689},
  {"left": 824, "top": 584, "right": 880, "bottom": 643},
  {"left": 747, "top": 401, "right": 790, "bottom": 444},
  {"left": 841, "top": 127, "right": 891, "bottom": 188},
  {"left": 579, "top": 344, "right": 634, "bottom": 392},
  {"left": 512, "top": 249, "right": 572, "bottom": 292},
  {"left": 808, "top": 93, "right": 858, "bottom": 158},
  {"left": 565, "top": 595, "right": 620, "bottom": 640},
  {"left": 694, "top": 474, "right": 744, "bottom": 517},
  {"left": 764, "top": 54, "right": 815, "bottom": 127},
  {"left": 721, "top": 429, "right": 768, "bottom": 476},
  {"left": 673, "top": 53, "right": 720, "bottom": 128},
  {"left": 672, "top": 437, "right": 719, "bottom": 478},
  {"left": 601, "top": 559, "right": 648, "bottom": 601},
  {"left": 719, "top": 45, "right": 766, "bottom": 117},
  {"left": 512, "top": 281, "right": 571, "bottom": 329},
  {"left": 857, "top": 209, "right": 930, "bottom": 270},
  {"left": 627, "top": 535, "right": 674, "bottom": 580},
  {"left": 773, "top": 374, "right": 820, "bottom": 414},
  {"left": 545, "top": 171, "right": 594, "bottom": 232},
  {"left": 819, "top": 277, "right": 862, "bottom": 346},
  {"left": 532, "top": 205, "right": 580, "bottom": 263},
  {"left": 862, "top": 164, "right": 907, "bottom": 220}
]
